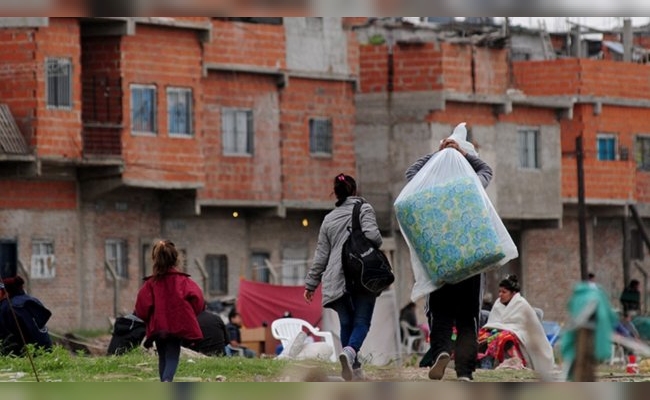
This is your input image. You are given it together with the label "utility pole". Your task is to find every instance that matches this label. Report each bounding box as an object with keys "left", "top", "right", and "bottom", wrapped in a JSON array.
[{"left": 576, "top": 135, "right": 589, "bottom": 281}]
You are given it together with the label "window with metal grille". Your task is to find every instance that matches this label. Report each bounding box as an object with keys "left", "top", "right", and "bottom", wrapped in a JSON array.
[
  {"left": 31, "top": 240, "right": 55, "bottom": 279},
  {"left": 518, "top": 128, "right": 540, "bottom": 169},
  {"left": 597, "top": 133, "right": 617, "bottom": 161},
  {"left": 167, "top": 88, "right": 192, "bottom": 136},
  {"left": 636, "top": 136, "right": 650, "bottom": 171},
  {"left": 309, "top": 118, "right": 333, "bottom": 156},
  {"left": 105, "top": 239, "right": 128, "bottom": 279},
  {"left": 131, "top": 85, "right": 157, "bottom": 133},
  {"left": 46, "top": 58, "right": 72, "bottom": 108},
  {"left": 250, "top": 252, "right": 271, "bottom": 283},
  {"left": 222, "top": 108, "right": 254, "bottom": 155},
  {"left": 206, "top": 254, "right": 228, "bottom": 295}
]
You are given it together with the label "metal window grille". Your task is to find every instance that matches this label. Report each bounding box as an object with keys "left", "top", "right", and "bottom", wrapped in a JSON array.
[
  {"left": 206, "top": 255, "right": 228, "bottom": 295},
  {"left": 636, "top": 136, "right": 650, "bottom": 171},
  {"left": 222, "top": 108, "right": 253, "bottom": 155},
  {"left": 131, "top": 85, "right": 157, "bottom": 133},
  {"left": 105, "top": 239, "right": 128, "bottom": 279},
  {"left": 167, "top": 88, "right": 192, "bottom": 135},
  {"left": 309, "top": 118, "right": 333, "bottom": 155},
  {"left": 518, "top": 129, "right": 540, "bottom": 169},
  {"left": 46, "top": 58, "right": 72, "bottom": 108},
  {"left": 31, "top": 240, "right": 55, "bottom": 279}
]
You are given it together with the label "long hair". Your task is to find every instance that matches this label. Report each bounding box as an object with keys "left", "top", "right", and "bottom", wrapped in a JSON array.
[
  {"left": 151, "top": 240, "right": 178, "bottom": 279},
  {"left": 334, "top": 173, "right": 357, "bottom": 207}
]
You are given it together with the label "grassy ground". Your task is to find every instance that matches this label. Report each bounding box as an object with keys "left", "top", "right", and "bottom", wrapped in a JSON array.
[{"left": 1, "top": 345, "right": 648, "bottom": 382}]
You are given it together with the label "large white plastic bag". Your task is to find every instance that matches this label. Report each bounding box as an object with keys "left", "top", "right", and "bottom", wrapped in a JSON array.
[{"left": 394, "top": 148, "right": 518, "bottom": 301}]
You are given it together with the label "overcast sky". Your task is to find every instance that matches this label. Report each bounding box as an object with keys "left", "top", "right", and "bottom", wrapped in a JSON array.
[{"left": 499, "top": 17, "right": 650, "bottom": 32}]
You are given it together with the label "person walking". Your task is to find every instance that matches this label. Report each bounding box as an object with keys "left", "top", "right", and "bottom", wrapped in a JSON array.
[
  {"left": 135, "top": 240, "right": 205, "bottom": 382},
  {"left": 304, "top": 173, "right": 384, "bottom": 381},
  {"left": 405, "top": 123, "right": 493, "bottom": 381}
]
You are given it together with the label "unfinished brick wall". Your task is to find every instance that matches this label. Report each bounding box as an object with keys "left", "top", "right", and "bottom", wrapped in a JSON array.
[
  {"left": 205, "top": 19, "right": 286, "bottom": 69},
  {"left": 0, "top": 28, "right": 38, "bottom": 149},
  {"left": 200, "top": 71, "right": 282, "bottom": 202},
  {"left": 0, "top": 180, "right": 77, "bottom": 209},
  {"left": 120, "top": 25, "right": 205, "bottom": 185},
  {"left": 33, "top": 18, "right": 83, "bottom": 159},
  {"left": 280, "top": 78, "right": 356, "bottom": 202}
]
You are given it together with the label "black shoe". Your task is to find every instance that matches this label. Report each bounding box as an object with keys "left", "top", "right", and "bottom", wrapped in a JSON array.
[
  {"left": 428, "top": 352, "right": 450, "bottom": 380},
  {"left": 457, "top": 375, "right": 474, "bottom": 382}
]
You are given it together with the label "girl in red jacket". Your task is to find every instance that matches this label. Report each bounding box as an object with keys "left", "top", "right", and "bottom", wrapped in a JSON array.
[{"left": 135, "top": 240, "right": 205, "bottom": 382}]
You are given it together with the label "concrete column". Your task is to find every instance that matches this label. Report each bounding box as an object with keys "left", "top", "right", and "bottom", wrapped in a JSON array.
[{"left": 623, "top": 18, "right": 633, "bottom": 63}]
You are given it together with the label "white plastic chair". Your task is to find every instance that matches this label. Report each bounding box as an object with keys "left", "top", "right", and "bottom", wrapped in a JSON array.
[
  {"left": 400, "top": 320, "right": 427, "bottom": 355},
  {"left": 271, "top": 318, "right": 337, "bottom": 362}
]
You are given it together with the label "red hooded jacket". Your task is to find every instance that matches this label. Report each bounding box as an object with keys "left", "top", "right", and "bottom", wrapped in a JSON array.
[{"left": 134, "top": 269, "right": 205, "bottom": 341}]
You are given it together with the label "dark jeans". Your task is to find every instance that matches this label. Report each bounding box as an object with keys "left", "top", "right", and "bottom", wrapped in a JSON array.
[
  {"left": 155, "top": 336, "right": 182, "bottom": 382},
  {"left": 426, "top": 274, "right": 481, "bottom": 378},
  {"left": 328, "top": 292, "right": 377, "bottom": 368}
]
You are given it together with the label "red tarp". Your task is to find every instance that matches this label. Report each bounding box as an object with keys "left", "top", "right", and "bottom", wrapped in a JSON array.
[{"left": 237, "top": 279, "right": 324, "bottom": 329}]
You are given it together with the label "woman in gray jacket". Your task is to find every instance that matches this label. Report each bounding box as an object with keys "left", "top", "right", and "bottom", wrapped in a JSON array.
[{"left": 304, "top": 174, "right": 383, "bottom": 381}]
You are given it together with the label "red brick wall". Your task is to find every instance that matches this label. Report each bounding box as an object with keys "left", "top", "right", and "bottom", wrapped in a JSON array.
[
  {"left": 473, "top": 46, "right": 509, "bottom": 95},
  {"left": 0, "top": 180, "right": 77, "bottom": 209},
  {"left": 513, "top": 59, "right": 650, "bottom": 98},
  {"left": 429, "top": 102, "right": 497, "bottom": 126},
  {"left": 205, "top": 20, "right": 286, "bottom": 69},
  {"left": 637, "top": 172, "right": 650, "bottom": 203},
  {"left": 81, "top": 36, "right": 122, "bottom": 124},
  {"left": 0, "top": 28, "right": 38, "bottom": 148},
  {"left": 346, "top": 29, "right": 360, "bottom": 76},
  {"left": 394, "top": 42, "right": 444, "bottom": 92},
  {"left": 120, "top": 25, "right": 205, "bottom": 185},
  {"left": 359, "top": 44, "right": 388, "bottom": 93},
  {"left": 200, "top": 71, "right": 282, "bottom": 202},
  {"left": 280, "top": 78, "right": 356, "bottom": 202},
  {"left": 33, "top": 18, "right": 83, "bottom": 159}
]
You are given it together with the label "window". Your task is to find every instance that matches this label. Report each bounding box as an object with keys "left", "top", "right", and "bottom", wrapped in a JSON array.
[
  {"left": 518, "top": 129, "right": 540, "bottom": 169},
  {"left": 131, "top": 85, "right": 157, "bottom": 133},
  {"left": 167, "top": 88, "right": 192, "bottom": 136},
  {"left": 636, "top": 136, "right": 650, "bottom": 171},
  {"left": 46, "top": 58, "right": 72, "bottom": 108},
  {"left": 281, "top": 246, "right": 308, "bottom": 286},
  {"left": 31, "top": 240, "right": 55, "bottom": 279},
  {"left": 309, "top": 118, "right": 333, "bottom": 156},
  {"left": 250, "top": 252, "right": 271, "bottom": 283},
  {"left": 597, "top": 133, "right": 617, "bottom": 161},
  {"left": 206, "top": 254, "right": 228, "bottom": 295},
  {"left": 226, "top": 17, "right": 283, "bottom": 25},
  {"left": 105, "top": 239, "right": 128, "bottom": 279},
  {"left": 222, "top": 108, "right": 254, "bottom": 155}
]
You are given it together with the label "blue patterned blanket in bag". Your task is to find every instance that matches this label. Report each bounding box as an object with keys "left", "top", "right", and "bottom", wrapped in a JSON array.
[{"left": 395, "top": 176, "right": 505, "bottom": 285}]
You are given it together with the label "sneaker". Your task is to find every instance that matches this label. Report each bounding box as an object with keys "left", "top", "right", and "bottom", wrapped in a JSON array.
[
  {"left": 339, "top": 347, "right": 356, "bottom": 382},
  {"left": 428, "top": 352, "right": 451, "bottom": 380},
  {"left": 457, "top": 376, "right": 474, "bottom": 382}
]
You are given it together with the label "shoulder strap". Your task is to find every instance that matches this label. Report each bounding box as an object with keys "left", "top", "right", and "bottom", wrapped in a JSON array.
[{"left": 351, "top": 201, "right": 364, "bottom": 233}]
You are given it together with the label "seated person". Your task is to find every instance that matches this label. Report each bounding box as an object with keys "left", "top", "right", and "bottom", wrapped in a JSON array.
[
  {"left": 225, "top": 310, "right": 256, "bottom": 358},
  {"left": 183, "top": 310, "right": 228, "bottom": 356},
  {"left": 478, "top": 275, "right": 554, "bottom": 373},
  {"left": 0, "top": 276, "right": 53, "bottom": 356}
]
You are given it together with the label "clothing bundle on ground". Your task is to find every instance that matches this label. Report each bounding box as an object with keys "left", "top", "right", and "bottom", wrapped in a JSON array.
[{"left": 394, "top": 148, "right": 518, "bottom": 300}]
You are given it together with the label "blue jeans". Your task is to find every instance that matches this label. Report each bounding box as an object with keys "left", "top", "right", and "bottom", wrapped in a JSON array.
[
  {"left": 155, "top": 336, "right": 181, "bottom": 382},
  {"left": 328, "top": 292, "right": 377, "bottom": 367},
  {"left": 225, "top": 344, "right": 256, "bottom": 358}
]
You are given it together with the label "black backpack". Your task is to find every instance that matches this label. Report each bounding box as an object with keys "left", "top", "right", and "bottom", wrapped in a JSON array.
[{"left": 342, "top": 201, "right": 395, "bottom": 296}]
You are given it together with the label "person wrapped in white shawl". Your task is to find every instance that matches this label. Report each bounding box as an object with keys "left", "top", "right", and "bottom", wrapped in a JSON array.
[{"left": 481, "top": 275, "right": 555, "bottom": 373}]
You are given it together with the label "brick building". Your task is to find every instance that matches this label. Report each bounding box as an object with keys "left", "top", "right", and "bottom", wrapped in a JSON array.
[
  {"left": 0, "top": 17, "right": 359, "bottom": 331},
  {"left": 353, "top": 19, "right": 650, "bottom": 321}
]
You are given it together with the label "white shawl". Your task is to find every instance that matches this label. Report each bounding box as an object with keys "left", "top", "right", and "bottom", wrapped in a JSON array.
[{"left": 484, "top": 293, "right": 555, "bottom": 373}]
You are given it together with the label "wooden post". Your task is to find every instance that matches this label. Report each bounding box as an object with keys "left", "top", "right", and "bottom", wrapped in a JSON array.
[{"left": 574, "top": 327, "right": 596, "bottom": 382}]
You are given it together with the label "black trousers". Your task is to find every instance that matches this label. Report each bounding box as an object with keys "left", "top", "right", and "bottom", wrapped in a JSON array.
[{"left": 426, "top": 274, "right": 481, "bottom": 377}]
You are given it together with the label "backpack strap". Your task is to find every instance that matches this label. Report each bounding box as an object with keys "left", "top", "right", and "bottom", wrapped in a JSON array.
[{"left": 351, "top": 200, "right": 364, "bottom": 232}]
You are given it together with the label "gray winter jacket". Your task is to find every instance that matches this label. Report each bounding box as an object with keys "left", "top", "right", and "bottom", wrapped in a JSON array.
[{"left": 305, "top": 196, "right": 383, "bottom": 306}]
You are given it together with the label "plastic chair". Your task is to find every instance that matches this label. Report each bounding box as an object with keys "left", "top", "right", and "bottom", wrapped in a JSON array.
[
  {"left": 400, "top": 320, "right": 426, "bottom": 355},
  {"left": 271, "top": 318, "right": 337, "bottom": 362},
  {"left": 609, "top": 343, "right": 626, "bottom": 366},
  {"left": 541, "top": 321, "right": 561, "bottom": 347}
]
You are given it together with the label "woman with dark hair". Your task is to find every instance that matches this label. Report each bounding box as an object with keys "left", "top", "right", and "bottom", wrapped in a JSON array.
[
  {"left": 478, "top": 275, "right": 554, "bottom": 373},
  {"left": 135, "top": 240, "right": 205, "bottom": 382},
  {"left": 0, "top": 276, "right": 52, "bottom": 356},
  {"left": 304, "top": 174, "right": 384, "bottom": 381}
]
